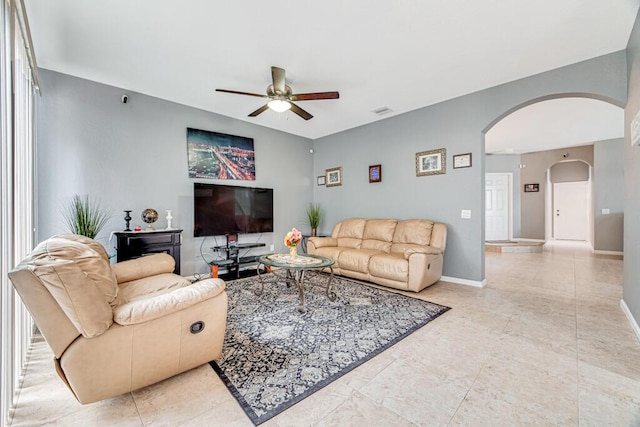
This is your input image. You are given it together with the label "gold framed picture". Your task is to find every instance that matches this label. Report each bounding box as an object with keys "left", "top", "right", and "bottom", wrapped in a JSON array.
[
  {"left": 325, "top": 167, "right": 343, "bottom": 187},
  {"left": 416, "top": 148, "right": 446, "bottom": 176}
]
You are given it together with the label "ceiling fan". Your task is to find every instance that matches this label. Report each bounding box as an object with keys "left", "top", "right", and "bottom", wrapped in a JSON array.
[{"left": 216, "top": 66, "right": 339, "bottom": 120}]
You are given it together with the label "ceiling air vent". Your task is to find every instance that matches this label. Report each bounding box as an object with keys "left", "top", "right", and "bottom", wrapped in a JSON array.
[{"left": 372, "top": 106, "right": 393, "bottom": 116}]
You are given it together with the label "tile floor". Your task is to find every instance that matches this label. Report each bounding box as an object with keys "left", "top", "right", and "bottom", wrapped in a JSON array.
[{"left": 9, "top": 241, "right": 640, "bottom": 426}]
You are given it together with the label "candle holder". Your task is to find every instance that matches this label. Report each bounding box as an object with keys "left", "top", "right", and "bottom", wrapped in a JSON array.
[{"left": 123, "top": 210, "right": 132, "bottom": 231}]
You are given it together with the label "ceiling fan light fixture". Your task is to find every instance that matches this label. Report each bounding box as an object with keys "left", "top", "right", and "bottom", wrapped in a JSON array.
[{"left": 268, "top": 99, "right": 291, "bottom": 113}]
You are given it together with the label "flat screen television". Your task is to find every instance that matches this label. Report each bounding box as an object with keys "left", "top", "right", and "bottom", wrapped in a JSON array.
[{"left": 194, "top": 183, "right": 274, "bottom": 237}]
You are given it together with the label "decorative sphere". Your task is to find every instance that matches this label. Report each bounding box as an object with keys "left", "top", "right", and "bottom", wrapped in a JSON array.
[{"left": 141, "top": 208, "right": 158, "bottom": 224}]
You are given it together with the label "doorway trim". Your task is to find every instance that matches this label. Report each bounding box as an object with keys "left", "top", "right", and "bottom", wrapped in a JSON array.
[{"left": 544, "top": 159, "right": 594, "bottom": 246}]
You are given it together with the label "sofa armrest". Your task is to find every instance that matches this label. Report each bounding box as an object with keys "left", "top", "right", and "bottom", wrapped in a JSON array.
[
  {"left": 112, "top": 278, "right": 225, "bottom": 325},
  {"left": 112, "top": 253, "right": 176, "bottom": 284},
  {"left": 404, "top": 246, "right": 442, "bottom": 259},
  {"left": 307, "top": 237, "right": 338, "bottom": 250}
]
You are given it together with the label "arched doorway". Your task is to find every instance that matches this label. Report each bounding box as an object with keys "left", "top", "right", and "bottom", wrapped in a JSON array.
[{"left": 482, "top": 94, "right": 624, "bottom": 254}]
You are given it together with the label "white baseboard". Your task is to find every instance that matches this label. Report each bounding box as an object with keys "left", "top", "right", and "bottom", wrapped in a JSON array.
[
  {"left": 515, "top": 238, "right": 546, "bottom": 243},
  {"left": 440, "top": 276, "right": 486, "bottom": 288},
  {"left": 593, "top": 249, "right": 624, "bottom": 256},
  {"left": 620, "top": 299, "right": 640, "bottom": 343}
]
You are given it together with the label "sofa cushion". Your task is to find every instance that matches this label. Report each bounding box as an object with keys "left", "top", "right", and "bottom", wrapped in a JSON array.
[
  {"left": 369, "top": 253, "right": 408, "bottom": 282},
  {"left": 361, "top": 219, "right": 396, "bottom": 253},
  {"left": 314, "top": 246, "right": 348, "bottom": 268},
  {"left": 335, "top": 218, "right": 366, "bottom": 248},
  {"left": 363, "top": 219, "right": 397, "bottom": 241},
  {"left": 361, "top": 239, "right": 392, "bottom": 252},
  {"left": 28, "top": 237, "right": 116, "bottom": 338},
  {"left": 391, "top": 220, "right": 434, "bottom": 253},
  {"left": 338, "top": 249, "right": 381, "bottom": 273}
]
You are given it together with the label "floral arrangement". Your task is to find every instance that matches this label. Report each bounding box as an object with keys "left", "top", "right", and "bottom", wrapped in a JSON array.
[{"left": 284, "top": 227, "right": 302, "bottom": 247}]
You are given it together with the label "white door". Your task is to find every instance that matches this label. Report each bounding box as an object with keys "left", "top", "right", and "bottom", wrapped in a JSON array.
[
  {"left": 485, "top": 173, "right": 511, "bottom": 241},
  {"left": 553, "top": 181, "right": 588, "bottom": 240}
]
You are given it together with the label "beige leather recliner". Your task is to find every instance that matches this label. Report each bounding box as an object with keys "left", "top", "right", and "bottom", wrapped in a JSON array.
[{"left": 8, "top": 234, "right": 228, "bottom": 404}]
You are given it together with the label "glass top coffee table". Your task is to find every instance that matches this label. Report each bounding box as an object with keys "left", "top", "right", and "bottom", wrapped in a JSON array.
[{"left": 256, "top": 253, "right": 336, "bottom": 313}]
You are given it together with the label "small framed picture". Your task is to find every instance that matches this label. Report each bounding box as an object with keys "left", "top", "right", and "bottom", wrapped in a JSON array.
[
  {"left": 325, "top": 167, "right": 343, "bottom": 187},
  {"left": 369, "top": 164, "right": 382, "bottom": 183},
  {"left": 524, "top": 183, "right": 539, "bottom": 192},
  {"left": 416, "top": 148, "right": 446, "bottom": 176},
  {"left": 317, "top": 175, "right": 326, "bottom": 186},
  {"left": 453, "top": 153, "right": 472, "bottom": 169}
]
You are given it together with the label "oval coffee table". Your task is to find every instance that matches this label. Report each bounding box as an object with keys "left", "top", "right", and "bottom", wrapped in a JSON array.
[{"left": 256, "top": 253, "right": 336, "bottom": 313}]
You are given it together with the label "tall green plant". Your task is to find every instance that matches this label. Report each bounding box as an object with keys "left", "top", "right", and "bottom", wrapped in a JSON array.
[
  {"left": 61, "top": 195, "right": 112, "bottom": 239},
  {"left": 306, "top": 203, "right": 322, "bottom": 231}
]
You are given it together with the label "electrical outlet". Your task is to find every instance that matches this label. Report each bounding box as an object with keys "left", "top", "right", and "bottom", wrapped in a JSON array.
[
  {"left": 601, "top": 208, "right": 610, "bottom": 215},
  {"left": 461, "top": 209, "right": 471, "bottom": 219},
  {"left": 269, "top": 244, "right": 275, "bottom": 251}
]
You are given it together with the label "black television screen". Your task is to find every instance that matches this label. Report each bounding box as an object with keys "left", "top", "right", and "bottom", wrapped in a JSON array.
[{"left": 194, "top": 183, "right": 273, "bottom": 237}]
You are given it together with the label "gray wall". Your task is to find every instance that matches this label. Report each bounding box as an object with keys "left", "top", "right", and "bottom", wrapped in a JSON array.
[
  {"left": 624, "top": 11, "right": 640, "bottom": 327},
  {"left": 485, "top": 154, "right": 521, "bottom": 238},
  {"left": 311, "top": 46, "right": 629, "bottom": 284},
  {"left": 36, "top": 52, "right": 629, "bottom": 285},
  {"left": 593, "top": 139, "right": 624, "bottom": 253},
  {"left": 520, "top": 145, "right": 594, "bottom": 240},
  {"left": 36, "top": 70, "right": 313, "bottom": 276}
]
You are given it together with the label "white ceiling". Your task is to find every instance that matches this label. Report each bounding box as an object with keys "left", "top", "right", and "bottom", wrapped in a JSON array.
[
  {"left": 26, "top": 0, "right": 639, "bottom": 144},
  {"left": 485, "top": 98, "right": 625, "bottom": 154}
]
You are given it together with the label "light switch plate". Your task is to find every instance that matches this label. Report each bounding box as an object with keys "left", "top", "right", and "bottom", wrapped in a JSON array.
[
  {"left": 270, "top": 244, "right": 275, "bottom": 251},
  {"left": 601, "top": 208, "right": 610, "bottom": 215},
  {"left": 461, "top": 209, "right": 471, "bottom": 219}
]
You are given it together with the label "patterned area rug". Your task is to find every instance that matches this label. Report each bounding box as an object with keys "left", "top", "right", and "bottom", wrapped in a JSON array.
[{"left": 209, "top": 273, "right": 451, "bottom": 425}]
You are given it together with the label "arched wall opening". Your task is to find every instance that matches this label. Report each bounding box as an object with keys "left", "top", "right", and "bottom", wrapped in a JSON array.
[{"left": 481, "top": 92, "right": 624, "bottom": 257}]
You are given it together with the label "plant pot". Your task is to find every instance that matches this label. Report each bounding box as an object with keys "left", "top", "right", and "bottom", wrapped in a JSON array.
[{"left": 311, "top": 228, "right": 317, "bottom": 237}]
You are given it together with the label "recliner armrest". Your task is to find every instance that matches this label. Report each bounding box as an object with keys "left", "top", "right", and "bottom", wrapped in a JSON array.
[
  {"left": 308, "top": 237, "right": 338, "bottom": 249},
  {"left": 112, "top": 254, "right": 176, "bottom": 284},
  {"left": 404, "top": 246, "right": 442, "bottom": 259},
  {"left": 112, "top": 278, "right": 225, "bottom": 325}
]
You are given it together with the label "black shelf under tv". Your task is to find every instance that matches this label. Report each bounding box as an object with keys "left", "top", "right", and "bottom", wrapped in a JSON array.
[{"left": 210, "top": 242, "right": 266, "bottom": 279}]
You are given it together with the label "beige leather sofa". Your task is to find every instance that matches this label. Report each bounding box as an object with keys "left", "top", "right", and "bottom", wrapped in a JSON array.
[
  {"left": 9, "top": 234, "right": 228, "bottom": 404},
  {"left": 307, "top": 218, "right": 447, "bottom": 292}
]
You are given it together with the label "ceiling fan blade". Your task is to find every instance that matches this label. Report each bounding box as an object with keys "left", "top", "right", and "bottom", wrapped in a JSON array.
[
  {"left": 248, "top": 104, "right": 270, "bottom": 117},
  {"left": 289, "top": 91, "right": 340, "bottom": 101},
  {"left": 216, "top": 89, "right": 267, "bottom": 98},
  {"left": 271, "top": 66, "right": 286, "bottom": 95},
  {"left": 289, "top": 102, "right": 313, "bottom": 120}
]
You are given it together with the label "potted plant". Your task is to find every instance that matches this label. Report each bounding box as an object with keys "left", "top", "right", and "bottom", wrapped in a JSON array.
[
  {"left": 61, "top": 195, "right": 112, "bottom": 239},
  {"left": 306, "top": 203, "right": 322, "bottom": 237}
]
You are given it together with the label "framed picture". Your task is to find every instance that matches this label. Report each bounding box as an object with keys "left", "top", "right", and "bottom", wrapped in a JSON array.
[
  {"left": 369, "top": 164, "right": 382, "bottom": 183},
  {"left": 325, "top": 167, "right": 343, "bottom": 187},
  {"left": 317, "top": 175, "right": 326, "bottom": 186},
  {"left": 453, "top": 153, "right": 472, "bottom": 169},
  {"left": 186, "top": 128, "right": 255, "bottom": 180},
  {"left": 416, "top": 148, "right": 446, "bottom": 176},
  {"left": 524, "top": 183, "right": 539, "bottom": 192}
]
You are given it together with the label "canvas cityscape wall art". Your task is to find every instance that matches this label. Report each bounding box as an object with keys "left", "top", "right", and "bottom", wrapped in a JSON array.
[{"left": 187, "top": 128, "right": 256, "bottom": 180}]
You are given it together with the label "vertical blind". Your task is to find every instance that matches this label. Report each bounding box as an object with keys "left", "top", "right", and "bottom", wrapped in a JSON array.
[{"left": 1, "top": 0, "right": 37, "bottom": 425}]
